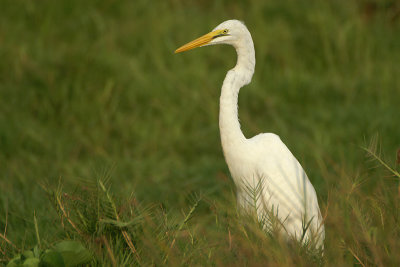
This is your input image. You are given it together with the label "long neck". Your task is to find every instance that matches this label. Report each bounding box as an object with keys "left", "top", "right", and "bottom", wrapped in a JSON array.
[{"left": 219, "top": 34, "right": 255, "bottom": 153}]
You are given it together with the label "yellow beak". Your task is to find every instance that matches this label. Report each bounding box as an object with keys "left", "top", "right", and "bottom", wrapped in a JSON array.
[{"left": 175, "top": 30, "right": 225, "bottom": 54}]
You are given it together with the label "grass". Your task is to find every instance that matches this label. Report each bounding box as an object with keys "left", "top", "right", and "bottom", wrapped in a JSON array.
[{"left": 0, "top": 0, "right": 400, "bottom": 265}]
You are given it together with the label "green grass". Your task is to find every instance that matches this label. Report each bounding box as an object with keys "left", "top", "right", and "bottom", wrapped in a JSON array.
[{"left": 1, "top": 0, "right": 400, "bottom": 265}]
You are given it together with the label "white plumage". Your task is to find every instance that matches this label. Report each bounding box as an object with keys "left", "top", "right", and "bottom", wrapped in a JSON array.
[{"left": 175, "top": 20, "right": 324, "bottom": 248}]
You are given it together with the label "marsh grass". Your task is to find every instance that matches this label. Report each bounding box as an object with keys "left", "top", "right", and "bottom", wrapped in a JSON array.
[{"left": 1, "top": 0, "right": 400, "bottom": 265}]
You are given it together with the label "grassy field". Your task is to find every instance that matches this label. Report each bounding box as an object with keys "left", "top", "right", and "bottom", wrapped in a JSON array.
[{"left": 1, "top": 0, "right": 400, "bottom": 265}]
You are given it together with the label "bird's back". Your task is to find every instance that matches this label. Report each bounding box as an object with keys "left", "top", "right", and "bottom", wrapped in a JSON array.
[{"left": 227, "top": 133, "right": 324, "bottom": 247}]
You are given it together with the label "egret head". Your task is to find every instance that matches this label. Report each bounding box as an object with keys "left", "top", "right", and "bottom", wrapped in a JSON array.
[{"left": 175, "top": 20, "right": 248, "bottom": 53}]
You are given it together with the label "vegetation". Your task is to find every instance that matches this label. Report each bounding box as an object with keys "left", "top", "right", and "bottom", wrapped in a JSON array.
[{"left": 1, "top": 0, "right": 399, "bottom": 265}]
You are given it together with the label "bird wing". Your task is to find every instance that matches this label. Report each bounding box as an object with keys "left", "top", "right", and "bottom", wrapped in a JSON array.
[{"left": 250, "top": 133, "right": 323, "bottom": 235}]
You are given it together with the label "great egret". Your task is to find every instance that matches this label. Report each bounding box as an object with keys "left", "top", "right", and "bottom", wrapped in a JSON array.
[{"left": 175, "top": 20, "right": 324, "bottom": 248}]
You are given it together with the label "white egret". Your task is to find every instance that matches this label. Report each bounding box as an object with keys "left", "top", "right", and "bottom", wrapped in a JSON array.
[{"left": 175, "top": 20, "right": 324, "bottom": 248}]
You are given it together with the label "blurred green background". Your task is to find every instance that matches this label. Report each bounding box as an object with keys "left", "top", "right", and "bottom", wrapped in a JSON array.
[{"left": 0, "top": 0, "right": 399, "bottom": 264}]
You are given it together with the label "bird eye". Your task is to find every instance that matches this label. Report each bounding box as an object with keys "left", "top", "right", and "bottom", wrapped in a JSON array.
[{"left": 222, "top": 29, "right": 229, "bottom": 34}]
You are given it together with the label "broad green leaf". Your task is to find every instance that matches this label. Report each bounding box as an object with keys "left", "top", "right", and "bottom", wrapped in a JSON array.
[
  {"left": 53, "top": 241, "right": 92, "bottom": 267},
  {"left": 21, "top": 251, "right": 35, "bottom": 260},
  {"left": 22, "top": 258, "right": 40, "bottom": 267},
  {"left": 40, "top": 250, "right": 65, "bottom": 267},
  {"left": 6, "top": 255, "right": 22, "bottom": 267},
  {"left": 7, "top": 251, "right": 39, "bottom": 267}
]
